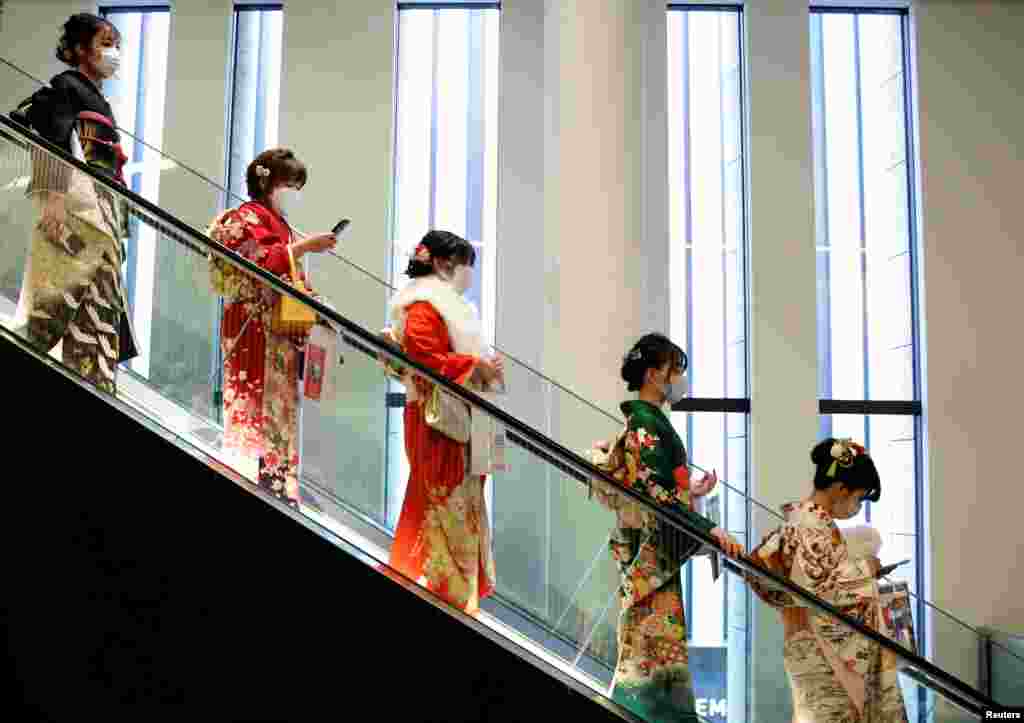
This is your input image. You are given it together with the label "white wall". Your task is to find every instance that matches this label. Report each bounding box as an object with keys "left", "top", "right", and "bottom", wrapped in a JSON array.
[
  {"left": 278, "top": 0, "right": 396, "bottom": 520},
  {"left": 490, "top": 0, "right": 671, "bottom": 660},
  {"left": 742, "top": 3, "right": 817, "bottom": 718},
  {"left": 159, "top": 0, "right": 232, "bottom": 230},
  {"left": 0, "top": 0, "right": 96, "bottom": 103},
  {"left": 913, "top": 0, "right": 1024, "bottom": 685}
]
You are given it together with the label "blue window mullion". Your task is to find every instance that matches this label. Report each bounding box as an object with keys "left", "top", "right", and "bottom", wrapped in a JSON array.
[
  {"left": 253, "top": 10, "right": 269, "bottom": 158},
  {"left": 812, "top": 14, "right": 834, "bottom": 439},
  {"left": 125, "top": 12, "right": 150, "bottom": 315},
  {"left": 680, "top": 11, "right": 695, "bottom": 638},
  {"left": 852, "top": 16, "right": 873, "bottom": 524},
  {"left": 427, "top": 10, "right": 441, "bottom": 230},
  {"left": 466, "top": 10, "right": 485, "bottom": 310},
  {"left": 717, "top": 14, "right": 731, "bottom": 643}
]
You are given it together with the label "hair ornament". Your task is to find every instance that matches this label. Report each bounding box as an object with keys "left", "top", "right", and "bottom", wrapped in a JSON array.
[{"left": 826, "top": 438, "right": 867, "bottom": 479}]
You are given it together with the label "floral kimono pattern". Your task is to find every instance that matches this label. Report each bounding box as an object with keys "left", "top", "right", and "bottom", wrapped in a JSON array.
[
  {"left": 747, "top": 501, "right": 910, "bottom": 723},
  {"left": 207, "top": 201, "right": 310, "bottom": 509},
  {"left": 387, "top": 298, "right": 496, "bottom": 615},
  {"left": 588, "top": 400, "right": 717, "bottom": 723}
]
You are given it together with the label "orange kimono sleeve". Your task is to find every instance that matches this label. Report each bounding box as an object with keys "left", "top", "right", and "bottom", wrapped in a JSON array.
[{"left": 403, "top": 301, "right": 479, "bottom": 384}]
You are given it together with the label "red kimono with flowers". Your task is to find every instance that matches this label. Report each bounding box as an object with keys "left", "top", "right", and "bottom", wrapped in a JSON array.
[
  {"left": 207, "top": 201, "right": 309, "bottom": 509},
  {"left": 388, "top": 301, "right": 496, "bottom": 614}
]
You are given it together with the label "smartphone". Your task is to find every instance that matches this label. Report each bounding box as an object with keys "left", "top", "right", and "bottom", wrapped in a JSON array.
[
  {"left": 876, "top": 559, "right": 911, "bottom": 578},
  {"left": 332, "top": 218, "right": 351, "bottom": 237}
]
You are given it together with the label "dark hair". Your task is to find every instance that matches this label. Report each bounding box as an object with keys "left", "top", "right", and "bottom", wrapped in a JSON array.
[
  {"left": 620, "top": 333, "right": 688, "bottom": 392},
  {"left": 246, "top": 148, "right": 308, "bottom": 200},
  {"left": 56, "top": 14, "right": 120, "bottom": 67},
  {"left": 811, "top": 438, "right": 881, "bottom": 502},
  {"left": 405, "top": 230, "right": 477, "bottom": 278}
]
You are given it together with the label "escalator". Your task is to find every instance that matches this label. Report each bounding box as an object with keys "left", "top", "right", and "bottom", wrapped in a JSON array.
[
  {"left": 0, "top": 82, "right": 1017, "bottom": 722},
  {"left": 4, "top": 56, "right": 1019, "bottom": 709}
]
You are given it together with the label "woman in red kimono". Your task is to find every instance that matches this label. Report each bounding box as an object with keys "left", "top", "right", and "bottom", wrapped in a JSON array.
[
  {"left": 386, "top": 230, "right": 504, "bottom": 614},
  {"left": 206, "top": 148, "right": 338, "bottom": 508}
]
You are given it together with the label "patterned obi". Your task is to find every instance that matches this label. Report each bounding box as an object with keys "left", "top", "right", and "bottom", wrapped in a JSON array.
[{"left": 75, "top": 111, "right": 128, "bottom": 184}]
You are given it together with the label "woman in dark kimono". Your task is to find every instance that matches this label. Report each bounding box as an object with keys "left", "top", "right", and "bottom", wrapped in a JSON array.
[
  {"left": 588, "top": 333, "right": 743, "bottom": 722},
  {"left": 16, "top": 13, "right": 137, "bottom": 393}
]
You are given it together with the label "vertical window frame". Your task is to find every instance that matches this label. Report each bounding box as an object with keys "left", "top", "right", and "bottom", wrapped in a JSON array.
[
  {"left": 385, "top": 1, "right": 501, "bottom": 528},
  {"left": 810, "top": 8, "right": 927, "bottom": 702},
  {"left": 668, "top": 7, "right": 751, "bottom": 722}
]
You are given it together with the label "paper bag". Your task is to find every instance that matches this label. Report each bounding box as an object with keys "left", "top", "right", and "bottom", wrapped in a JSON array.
[{"left": 304, "top": 324, "right": 338, "bottom": 402}]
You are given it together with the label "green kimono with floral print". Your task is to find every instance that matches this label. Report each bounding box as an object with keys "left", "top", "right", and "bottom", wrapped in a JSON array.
[{"left": 588, "top": 400, "right": 717, "bottom": 723}]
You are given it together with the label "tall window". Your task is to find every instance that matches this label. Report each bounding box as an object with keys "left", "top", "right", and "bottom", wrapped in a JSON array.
[
  {"left": 101, "top": 5, "right": 171, "bottom": 378},
  {"left": 386, "top": 2, "right": 500, "bottom": 527},
  {"left": 668, "top": 7, "right": 748, "bottom": 722},
  {"left": 226, "top": 3, "right": 284, "bottom": 205},
  {"left": 810, "top": 8, "right": 923, "bottom": 611},
  {"left": 205, "top": 3, "right": 284, "bottom": 422}
]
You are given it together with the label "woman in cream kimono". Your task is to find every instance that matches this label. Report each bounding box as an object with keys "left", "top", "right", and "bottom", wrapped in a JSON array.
[
  {"left": 383, "top": 230, "right": 505, "bottom": 615},
  {"left": 16, "top": 14, "right": 138, "bottom": 392},
  {"left": 747, "top": 438, "right": 910, "bottom": 723}
]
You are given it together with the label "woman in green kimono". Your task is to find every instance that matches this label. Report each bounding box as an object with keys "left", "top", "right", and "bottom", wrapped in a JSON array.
[{"left": 589, "top": 333, "right": 743, "bottom": 722}]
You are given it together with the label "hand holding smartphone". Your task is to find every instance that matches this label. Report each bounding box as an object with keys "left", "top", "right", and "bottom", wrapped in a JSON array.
[
  {"left": 332, "top": 218, "right": 351, "bottom": 238},
  {"left": 876, "top": 559, "right": 911, "bottom": 578}
]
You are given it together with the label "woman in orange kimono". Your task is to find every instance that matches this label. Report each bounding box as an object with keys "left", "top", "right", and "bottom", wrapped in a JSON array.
[
  {"left": 206, "top": 148, "right": 338, "bottom": 508},
  {"left": 747, "top": 438, "right": 910, "bottom": 723},
  {"left": 386, "top": 230, "right": 504, "bottom": 614}
]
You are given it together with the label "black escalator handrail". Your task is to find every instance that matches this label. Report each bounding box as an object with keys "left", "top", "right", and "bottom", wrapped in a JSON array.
[
  {"left": 0, "top": 53, "right": 887, "bottom": 539},
  {"left": 0, "top": 114, "right": 995, "bottom": 714},
  {"left": 350, "top": 364, "right": 1003, "bottom": 714},
  {"left": 1, "top": 60, "right": 773, "bottom": 519}
]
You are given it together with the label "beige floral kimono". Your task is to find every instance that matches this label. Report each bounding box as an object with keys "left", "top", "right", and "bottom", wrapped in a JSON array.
[{"left": 748, "top": 500, "right": 910, "bottom": 723}]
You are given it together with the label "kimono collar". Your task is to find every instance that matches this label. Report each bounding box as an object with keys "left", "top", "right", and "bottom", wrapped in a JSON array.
[
  {"left": 389, "top": 275, "right": 484, "bottom": 355},
  {"left": 620, "top": 399, "right": 668, "bottom": 419},
  {"left": 67, "top": 69, "right": 104, "bottom": 96},
  {"left": 781, "top": 499, "right": 835, "bottom": 528},
  {"left": 246, "top": 199, "right": 288, "bottom": 227}
]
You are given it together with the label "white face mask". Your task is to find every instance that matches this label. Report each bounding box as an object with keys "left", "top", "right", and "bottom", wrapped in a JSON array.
[
  {"left": 661, "top": 370, "right": 688, "bottom": 406},
  {"left": 96, "top": 48, "right": 121, "bottom": 79},
  {"left": 449, "top": 265, "right": 472, "bottom": 295},
  {"left": 275, "top": 187, "right": 301, "bottom": 216}
]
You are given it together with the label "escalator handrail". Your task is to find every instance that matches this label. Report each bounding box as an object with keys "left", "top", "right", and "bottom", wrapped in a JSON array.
[
  {"left": 0, "top": 54, "right": 783, "bottom": 527},
  {"left": 0, "top": 113, "right": 996, "bottom": 714}
]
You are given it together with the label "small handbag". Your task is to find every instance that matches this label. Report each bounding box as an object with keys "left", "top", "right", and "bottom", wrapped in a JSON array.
[
  {"left": 270, "top": 242, "right": 317, "bottom": 337},
  {"left": 424, "top": 383, "right": 471, "bottom": 444}
]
